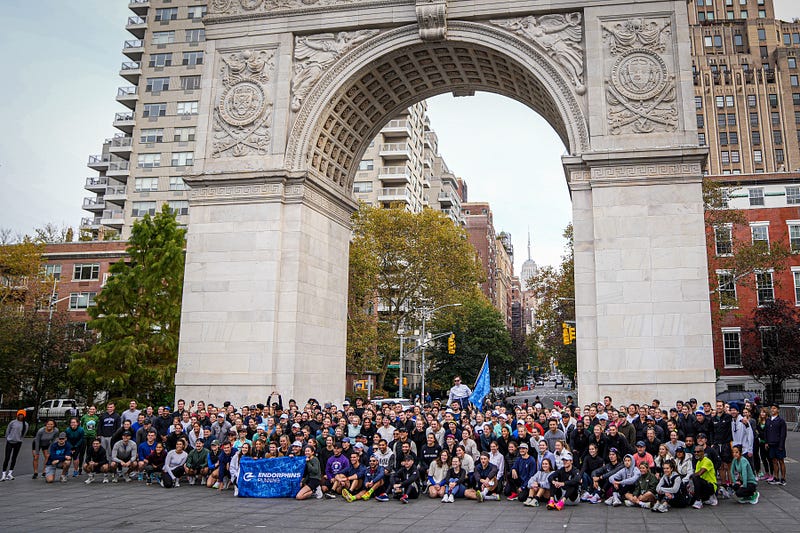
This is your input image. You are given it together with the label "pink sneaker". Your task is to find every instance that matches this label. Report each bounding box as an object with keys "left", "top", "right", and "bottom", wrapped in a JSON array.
[{"left": 555, "top": 499, "right": 565, "bottom": 511}]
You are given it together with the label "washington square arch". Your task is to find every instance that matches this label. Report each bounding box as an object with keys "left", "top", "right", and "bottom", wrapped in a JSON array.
[{"left": 174, "top": 0, "right": 716, "bottom": 407}]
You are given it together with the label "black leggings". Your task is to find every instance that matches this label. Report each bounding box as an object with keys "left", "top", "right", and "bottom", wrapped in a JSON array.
[
  {"left": 3, "top": 442, "right": 22, "bottom": 471},
  {"left": 735, "top": 482, "right": 756, "bottom": 499},
  {"left": 755, "top": 441, "right": 771, "bottom": 475},
  {"left": 692, "top": 476, "right": 715, "bottom": 503},
  {"left": 162, "top": 466, "right": 185, "bottom": 488},
  {"left": 552, "top": 484, "right": 579, "bottom": 502}
]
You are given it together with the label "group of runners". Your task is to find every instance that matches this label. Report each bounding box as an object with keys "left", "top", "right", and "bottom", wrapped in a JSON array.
[{"left": 0, "top": 381, "right": 790, "bottom": 512}]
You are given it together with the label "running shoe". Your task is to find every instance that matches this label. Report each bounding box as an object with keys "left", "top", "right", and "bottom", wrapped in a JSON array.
[
  {"left": 477, "top": 491, "right": 484, "bottom": 502},
  {"left": 5, "top": 473, "right": 13, "bottom": 481},
  {"left": 316, "top": 486, "right": 323, "bottom": 499},
  {"left": 706, "top": 494, "right": 718, "bottom": 506},
  {"left": 768, "top": 478, "right": 781, "bottom": 485},
  {"left": 546, "top": 497, "right": 556, "bottom": 510},
  {"left": 523, "top": 497, "right": 534, "bottom": 507},
  {"left": 532, "top": 498, "right": 539, "bottom": 507},
  {"left": 780, "top": 479, "right": 786, "bottom": 486},
  {"left": 751, "top": 492, "right": 759, "bottom": 504},
  {"left": 442, "top": 494, "right": 449, "bottom": 503},
  {"left": 692, "top": 500, "right": 703, "bottom": 509},
  {"left": 507, "top": 492, "right": 518, "bottom": 501},
  {"left": 604, "top": 496, "right": 615, "bottom": 506},
  {"left": 588, "top": 494, "right": 602, "bottom": 504},
  {"left": 342, "top": 488, "right": 355, "bottom": 502},
  {"left": 624, "top": 499, "right": 634, "bottom": 507},
  {"left": 324, "top": 491, "right": 336, "bottom": 499},
  {"left": 555, "top": 499, "right": 565, "bottom": 511},
  {"left": 72, "top": 471, "right": 79, "bottom": 478},
  {"left": 32, "top": 473, "right": 38, "bottom": 480},
  {"left": 375, "top": 493, "right": 390, "bottom": 502},
  {"left": 400, "top": 494, "right": 409, "bottom": 504}
]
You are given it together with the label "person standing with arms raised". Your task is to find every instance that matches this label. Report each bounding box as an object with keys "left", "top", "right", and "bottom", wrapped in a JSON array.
[{"left": 447, "top": 376, "right": 472, "bottom": 410}]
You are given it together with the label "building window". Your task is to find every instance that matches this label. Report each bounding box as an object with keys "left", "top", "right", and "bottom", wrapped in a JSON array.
[
  {"left": 142, "top": 103, "right": 167, "bottom": 118},
  {"left": 749, "top": 187, "right": 764, "bottom": 206},
  {"left": 752, "top": 130, "right": 761, "bottom": 145},
  {"left": 182, "top": 51, "right": 204, "bottom": 66},
  {"left": 180, "top": 75, "right": 201, "bottom": 90},
  {"left": 155, "top": 7, "right": 178, "bottom": 21},
  {"left": 715, "top": 225, "right": 733, "bottom": 256},
  {"left": 789, "top": 223, "right": 800, "bottom": 252},
  {"left": 137, "top": 153, "right": 161, "bottom": 168},
  {"left": 769, "top": 94, "right": 778, "bottom": 108},
  {"left": 719, "top": 132, "right": 728, "bottom": 145},
  {"left": 714, "top": 35, "right": 722, "bottom": 48},
  {"left": 146, "top": 77, "right": 170, "bottom": 92},
  {"left": 716, "top": 95, "right": 724, "bottom": 108},
  {"left": 751, "top": 224, "right": 769, "bottom": 249},
  {"left": 717, "top": 271, "right": 738, "bottom": 308},
  {"left": 730, "top": 150, "right": 740, "bottom": 163},
  {"left": 729, "top": 131, "right": 738, "bottom": 145},
  {"left": 760, "top": 327, "right": 778, "bottom": 362},
  {"left": 698, "top": 133, "right": 706, "bottom": 146},
  {"left": 42, "top": 264, "right": 61, "bottom": 281},
  {"left": 171, "top": 152, "right": 194, "bottom": 166},
  {"left": 774, "top": 130, "right": 783, "bottom": 145},
  {"left": 149, "top": 53, "right": 172, "bottom": 67},
  {"left": 754, "top": 149, "right": 763, "bottom": 163},
  {"left": 187, "top": 5, "right": 207, "bottom": 19},
  {"left": 359, "top": 159, "right": 374, "bottom": 171},
  {"left": 750, "top": 112, "right": 759, "bottom": 126},
  {"left": 790, "top": 58, "right": 798, "bottom": 69},
  {"left": 72, "top": 264, "right": 99, "bottom": 281},
  {"left": 176, "top": 101, "right": 198, "bottom": 115},
  {"left": 758, "top": 28, "right": 766, "bottom": 41},
  {"left": 167, "top": 200, "right": 189, "bottom": 216},
  {"left": 186, "top": 29, "right": 205, "bottom": 43},
  {"left": 794, "top": 94, "right": 800, "bottom": 106},
  {"left": 718, "top": 113, "right": 727, "bottom": 127},
  {"left": 740, "top": 10, "right": 747, "bottom": 18},
  {"left": 755, "top": 271, "right": 774, "bottom": 305},
  {"left": 722, "top": 328, "right": 742, "bottom": 367},
  {"left": 169, "top": 177, "right": 190, "bottom": 190},
  {"left": 173, "top": 127, "right": 196, "bottom": 142},
  {"left": 132, "top": 201, "right": 157, "bottom": 217},
  {"left": 697, "top": 114, "right": 705, "bottom": 128},
  {"left": 353, "top": 181, "right": 373, "bottom": 193},
  {"left": 776, "top": 149, "right": 785, "bottom": 163},
  {"left": 787, "top": 187, "right": 800, "bottom": 205},
  {"left": 721, "top": 151, "right": 730, "bottom": 164},
  {"left": 747, "top": 94, "right": 756, "bottom": 107},
  {"left": 140, "top": 128, "right": 164, "bottom": 144},
  {"left": 695, "top": 96, "right": 703, "bottom": 109},
  {"left": 152, "top": 31, "right": 176, "bottom": 45},
  {"left": 69, "top": 292, "right": 97, "bottom": 310},
  {"left": 793, "top": 269, "right": 800, "bottom": 305},
  {"left": 135, "top": 177, "right": 159, "bottom": 192}
]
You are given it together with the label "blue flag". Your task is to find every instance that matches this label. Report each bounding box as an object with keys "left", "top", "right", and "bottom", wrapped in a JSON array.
[
  {"left": 469, "top": 355, "right": 490, "bottom": 411},
  {"left": 237, "top": 456, "right": 305, "bottom": 498}
]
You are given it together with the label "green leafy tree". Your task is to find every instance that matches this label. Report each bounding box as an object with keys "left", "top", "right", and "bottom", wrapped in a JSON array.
[
  {"left": 526, "top": 224, "right": 576, "bottom": 383},
  {"left": 70, "top": 207, "right": 185, "bottom": 403},
  {"left": 347, "top": 205, "right": 485, "bottom": 388},
  {"left": 427, "top": 296, "right": 512, "bottom": 394}
]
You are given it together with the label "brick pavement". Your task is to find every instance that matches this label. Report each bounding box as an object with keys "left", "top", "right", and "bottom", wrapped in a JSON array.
[{"left": 1, "top": 434, "right": 798, "bottom": 532}]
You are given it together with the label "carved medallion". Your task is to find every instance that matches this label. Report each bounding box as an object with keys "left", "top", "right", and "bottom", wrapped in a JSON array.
[
  {"left": 611, "top": 49, "right": 668, "bottom": 102},
  {"left": 240, "top": 0, "right": 264, "bottom": 9},
  {"left": 211, "top": 0, "right": 234, "bottom": 12},
  {"left": 220, "top": 81, "right": 267, "bottom": 126}
]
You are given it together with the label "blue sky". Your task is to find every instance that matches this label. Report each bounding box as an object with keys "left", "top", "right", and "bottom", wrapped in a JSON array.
[{"left": 0, "top": 1, "right": 796, "bottom": 272}]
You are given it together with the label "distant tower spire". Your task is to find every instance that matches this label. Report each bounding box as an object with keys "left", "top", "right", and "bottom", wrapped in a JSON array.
[{"left": 527, "top": 227, "right": 532, "bottom": 261}]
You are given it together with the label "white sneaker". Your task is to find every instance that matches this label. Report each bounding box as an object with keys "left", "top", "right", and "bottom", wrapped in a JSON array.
[
  {"left": 705, "top": 494, "right": 718, "bottom": 506},
  {"left": 692, "top": 500, "right": 703, "bottom": 509},
  {"left": 612, "top": 495, "right": 622, "bottom": 507},
  {"left": 111, "top": 474, "right": 118, "bottom": 483},
  {"left": 605, "top": 496, "right": 615, "bottom": 506},
  {"left": 175, "top": 479, "right": 180, "bottom": 488},
  {"left": 5, "top": 472, "right": 13, "bottom": 481},
  {"left": 60, "top": 475, "right": 67, "bottom": 483},
  {"left": 85, "top": 474, "right": 95, "bottom": 485},
  {"left": 102, "top": 475, "right": 109, "bottom": 484},
  {"left": 639, "top": 501, "right": 650, "bottom": 509},
  {"left": 580, "top": 491, "right": 590, "bottom": 501},
  {"left": 233, "top": 486, "right": 238, "bottom": 496},
  {"left": 0, "top": 472, "right": 6, "bottom": 481},
  {"left": 188, "top": 476, "right": 195, "bottom": 486},
  {"left": 449, "top": 493, "right": 455, "bottom": 503},
  {"left": 315, "top": 486, "right": 323, "bottom": 499},
  {"left": 523, "top": 497, "right": 535, "bottom": 506},
  {"left": 442, "top": 494, "right": 449, "bottom": 503},
  {"left": 624, "top": 499, "right": 634, "bottom": 507}
]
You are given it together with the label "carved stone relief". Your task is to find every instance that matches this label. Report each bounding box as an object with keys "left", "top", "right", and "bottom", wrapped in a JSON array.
[
  {"left": 290, "top": 30, "right": 381, "bottom": 112},
  {"left": 416, "top": 0, "right": 448, "bottom": 42},
  {"left": 209, "top": 0, "right": 364, "bottom": 16},
  {"left": 490, "top": 13, "right": 585, "bottom": 95},
  {"left": 212, "top": 49, "right": 276, "bottom": 158},
  {"left": 602, "top": 18, "right": 677, "bottom": 135}
]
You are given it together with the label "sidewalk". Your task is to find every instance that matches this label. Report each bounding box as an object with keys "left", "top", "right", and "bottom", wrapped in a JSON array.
[{"left": 0, "top": 433, "right": 798, "bottom": 532}]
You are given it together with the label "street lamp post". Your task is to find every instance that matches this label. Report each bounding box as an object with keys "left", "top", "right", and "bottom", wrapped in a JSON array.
[
  {"left": 397, "top": 325, "right": 406, "bottom": 398},
  {"left": 417, "top": 302, "right": 462, "bottom": 403}
]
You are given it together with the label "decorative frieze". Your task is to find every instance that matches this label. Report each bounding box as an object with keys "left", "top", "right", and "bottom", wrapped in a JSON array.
[{"left": 416, "top": 0, "right": 448, "bottom": 42}]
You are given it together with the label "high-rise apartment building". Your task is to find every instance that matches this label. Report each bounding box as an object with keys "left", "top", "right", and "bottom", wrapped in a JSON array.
[
  {"left": 81, "top": 0, "right": 207, "bottom": 239},
  {"left": 690, "top": 0, "right": 800, "bottom": 175}
]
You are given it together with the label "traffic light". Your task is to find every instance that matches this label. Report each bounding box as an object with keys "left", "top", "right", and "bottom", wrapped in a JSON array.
[
  {"left": 447, "top": 333, "right": 456, "bottom": 354},
  {"left": 562, "top": 323, "right": 576, "bottom": 345}
]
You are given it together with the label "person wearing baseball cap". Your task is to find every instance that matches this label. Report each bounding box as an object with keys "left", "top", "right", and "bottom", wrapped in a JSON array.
[
  {"left": 508, "top": 442, "right": 536, "bottom": 502},
  {"left": 44, "top": 432, "right": 73, "bottom": 483},
  {"left": 547, "top": 451, "right": 580, "bottom": 510},
  {"left": 1, "top": 410, "right": 29, "bottom": 481}
]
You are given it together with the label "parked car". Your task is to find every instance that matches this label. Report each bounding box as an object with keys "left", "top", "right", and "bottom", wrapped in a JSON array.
[
  {"left": 370, "top": 398, "right": 413, "bottom": 409},
  {"left": 716, "top": 391, "right": 759, "bottom": 405},
  {"left": 38, "top": 399, "right": 80, "bottom": 421},
  {"left": 535, "top": 380, "right": 544, "bottom": 387}
]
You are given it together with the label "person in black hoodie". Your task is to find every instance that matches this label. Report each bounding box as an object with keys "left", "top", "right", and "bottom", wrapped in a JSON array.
[
  {"left": 418, "top": 432, "right": 441, "bottom": 481},
  {"left": 153, "top": 408, "right": 174, "bottom": 441},
  {"left": 605, "top": 424, "right": 632, "bottom": 458},
  {"left": 390, "top": 455, "right": 421, "bottom": 503},
  {"left": 591, "top": 447, "right": 624, "bottom": 502},
  {"left": 97, "top": 403, "right": 121, "bottom": 458},
  {"left": 579, "top": 442, "right": 605, "bottom": 500},
  {"left": 547, "top": 452, "right": 581, "bottom": 510},
  {"left": 568, "top": 421, "right": 589, "bottom": 464},
  {"left": 588, "top": 424, "right": 608, "bottom": 462}
]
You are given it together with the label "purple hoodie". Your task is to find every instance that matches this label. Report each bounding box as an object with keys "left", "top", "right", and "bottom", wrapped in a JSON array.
[{"left": 325, "top": 453, "right": 350, "bottom": 479}]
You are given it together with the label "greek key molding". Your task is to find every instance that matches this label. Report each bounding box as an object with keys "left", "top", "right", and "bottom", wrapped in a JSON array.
[
  {"left": 212, "top": 48, "right": 276, "bottom": 158},
  {"left": 207, "top": 0, "right": 402, "bottom": 21},
  {"left": 190, "top": 183, "right": 283, "bottom": 203},
  {"left": 490, "top": 13, "right": 585, "bottom": 95},
  {"left": 590, "top": 162, "right": 703, "bottom": 180},
  {"left": 291, "top": 30, "right": 381, "bottom": 112},
  {"left": 416, "top": 0, "right": 448, "bottom": 42},
  {"left": 602, "top": 17, "right": 677, "bottom": 135}
]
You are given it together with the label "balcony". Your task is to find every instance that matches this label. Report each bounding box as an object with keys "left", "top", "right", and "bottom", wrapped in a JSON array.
[
  {"left": 126, "top": 16, "right": 147, "bottom": 39},
  {"left": 378, "top": 166, "right": 412, "bottom": 185},
  {"left": 128, "top": 0, "right": 150, "bottom": 16},
  {"left": 87, "top": 155, "right": 110, "bottom": 170},
  {"left": 119, "top": 61, "right": 142, "bottom": 84},
  {"left": 108, "top": 160, "right": 130, "bottom": 177},
  {"left": 381, "top": 119, "right": 412, "bottom": 138},
  {"left": 438, "top": 191, "right": 456, "bottom": 207},
  {"left": 104, "top": 185, "right": 127, "bottom": 204},
  {"left": 100, "top": 209, "right": 125, "bottom": 228},
  {"left": 108, "top": 135, "right": 133, "bottom": 159},
  {"left": 378, "top": 187, "right": 412, "bottom": 202},
  {"left": 116, "top": 86, "right": 138, "bottom": 109},
  {"left": 122, "top": 39, "right": 144, "bottom": 60},
  {"left": 423, "top": 156, "right": 433, "bottom": 169},
  {"left": 379, "top": 143, "right": 412, "bottom": 160},
  {"left": 80, "top": 216, "right": 102, "bottom": 230},
  {"left": 113, "top": 111, "right": 135, "bottom": 134},
  {"left": 85, "top": 176, "right": 108, "bottom": 192},
  {"left": 83, "top": 197, "right": 106, "bottom": 211}
]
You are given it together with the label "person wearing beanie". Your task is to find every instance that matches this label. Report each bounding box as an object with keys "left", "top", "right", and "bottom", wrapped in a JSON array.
[{"left": 2, "top": 410, "right": 28, "bottom": 481}]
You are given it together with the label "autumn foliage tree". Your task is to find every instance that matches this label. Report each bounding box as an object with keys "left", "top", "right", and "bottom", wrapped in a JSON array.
[{"left": 347, "top": 205, "right": 485, "bottom": 389}]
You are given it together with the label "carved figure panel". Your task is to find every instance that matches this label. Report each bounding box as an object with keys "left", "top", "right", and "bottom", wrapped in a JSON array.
[
  {"left": 209, "top": 0, "right": 364, "bottom": 16},
  {"left": 212, "top": 49, "right": 276, "bottom": 158},
  {"left": 290, "top": 30, "right": 380, "bottom": 112},
  {"left": 490, "top": 13, "right": 585, "bottom": 95},
  {"left": 602, "top": 18, "right": 677, "bottom": 135},
  {"left": 416, "top": 0, "right": 448, "bottom": 42}
]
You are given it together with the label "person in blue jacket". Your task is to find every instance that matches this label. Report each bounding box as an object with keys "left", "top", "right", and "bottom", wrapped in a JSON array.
[
  {"left": 509, "top": 442, "right": 537, "bottom": 502},
  {"left": 45, "top": 432, "right": 72, "bottom": 483},
  {"left": 350, "top": 455, "right": 385, "bottom": 501}
]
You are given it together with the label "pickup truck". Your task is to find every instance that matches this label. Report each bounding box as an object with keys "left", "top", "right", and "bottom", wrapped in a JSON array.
[{"left": 38, "top": 399, "right": 80, "bottom": 421}]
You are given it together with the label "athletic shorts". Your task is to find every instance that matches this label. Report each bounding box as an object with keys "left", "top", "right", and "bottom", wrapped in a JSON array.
[
  {"left": 768, "top": 447, "right": 786, "bottom": 460},
  {"left": 44, "top": 464, "right": 60, "bottom": 477},
  {"left": 305, "top": 478, "right": 320, "bottom": 490},
  {"left": 715, "top": 443, "right": 733, "bottom": 463}
]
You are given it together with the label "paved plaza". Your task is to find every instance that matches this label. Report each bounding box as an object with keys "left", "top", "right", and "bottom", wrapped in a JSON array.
[{"left": 2, "top": 435, "right": 799, "bottom": 533}]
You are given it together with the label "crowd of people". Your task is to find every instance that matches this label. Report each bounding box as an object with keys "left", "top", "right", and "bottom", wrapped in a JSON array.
[{"left": 0, "top": 380, "right": 790, "bottom": 513}]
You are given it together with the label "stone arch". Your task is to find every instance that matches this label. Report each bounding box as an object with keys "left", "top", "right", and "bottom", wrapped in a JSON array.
[{"left": 286, "top": 21, "right": 590, "bottom": 192}]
